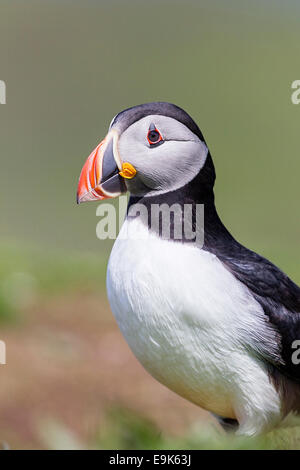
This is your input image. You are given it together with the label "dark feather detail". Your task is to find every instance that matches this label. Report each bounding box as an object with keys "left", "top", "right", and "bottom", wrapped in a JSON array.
[
  {"left": 111, "top": 102, "right": 205, "bottom": 141},
  {"left": 268, "top": 364, "right": 300, "bottom": 415}
]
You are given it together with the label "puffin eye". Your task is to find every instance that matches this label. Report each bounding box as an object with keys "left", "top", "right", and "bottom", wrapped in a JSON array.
[{"left": 147, "top": 126, "right": 163, "bottom": 145}]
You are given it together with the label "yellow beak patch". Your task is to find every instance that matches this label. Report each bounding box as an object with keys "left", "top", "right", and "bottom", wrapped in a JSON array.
[{"left": 119, "top": 162, "right": 137, "bottom": 179}]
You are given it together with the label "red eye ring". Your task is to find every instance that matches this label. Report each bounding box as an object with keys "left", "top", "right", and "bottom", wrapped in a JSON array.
[{"left": 147, "top": 127, "right": 163, "bottom": 145}]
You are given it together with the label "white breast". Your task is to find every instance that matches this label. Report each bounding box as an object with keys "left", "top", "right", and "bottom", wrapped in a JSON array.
[{"left": 106, "top": 217, "right": 279, "bottom": 419}]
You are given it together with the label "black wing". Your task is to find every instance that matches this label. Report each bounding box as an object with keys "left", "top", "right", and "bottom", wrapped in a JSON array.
[{"left": 218, "top": 243, "right": 300, "bottom": 382}]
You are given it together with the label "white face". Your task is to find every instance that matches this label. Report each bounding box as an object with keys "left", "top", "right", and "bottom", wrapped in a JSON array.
[{"left": 116, "top": 115, "right": 208, "bottom": 196}]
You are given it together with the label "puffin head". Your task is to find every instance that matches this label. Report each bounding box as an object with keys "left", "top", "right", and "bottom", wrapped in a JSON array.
[{"left": 77, "top": 102, "right": 215, "bottom": 203}]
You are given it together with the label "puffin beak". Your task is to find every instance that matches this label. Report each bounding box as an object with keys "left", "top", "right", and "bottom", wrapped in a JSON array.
[{"left": 77, "top": 131, "right": 127, "bottom": 204}]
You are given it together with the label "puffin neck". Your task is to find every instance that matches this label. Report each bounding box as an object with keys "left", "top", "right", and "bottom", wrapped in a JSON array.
[{"left": 126, "top": 154, "right": 236, "bottom": 250}]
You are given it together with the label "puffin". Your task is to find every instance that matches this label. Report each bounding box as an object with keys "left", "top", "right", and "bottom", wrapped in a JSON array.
[{"left": 77, "top": 102, "right": 300, "bottom": 436}]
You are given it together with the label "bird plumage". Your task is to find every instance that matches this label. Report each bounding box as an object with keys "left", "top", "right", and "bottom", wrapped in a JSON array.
[
  {"left": 107, "top": 214, "right": 283, "bottom": 435},
  {"left": 77, "top": 101, "right": 300, "bottom": 435}
]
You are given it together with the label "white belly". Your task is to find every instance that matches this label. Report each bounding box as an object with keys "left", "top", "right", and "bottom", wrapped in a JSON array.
[{"left": 106, "top": 217, "right": 277, "bottom": 419}]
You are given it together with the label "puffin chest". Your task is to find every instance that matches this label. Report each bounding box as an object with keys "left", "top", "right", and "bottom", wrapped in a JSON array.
[{"left": 106, "top": 218, "right": 262, "bottom": 416}]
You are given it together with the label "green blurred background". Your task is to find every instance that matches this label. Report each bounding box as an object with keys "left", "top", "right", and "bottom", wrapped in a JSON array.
[{"left": 0, "top": 0, "right": 299, "bottom": 449}]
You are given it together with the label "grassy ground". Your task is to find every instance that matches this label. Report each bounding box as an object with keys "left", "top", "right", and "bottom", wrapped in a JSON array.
[{"left": 38, "top": 407, "right": 300, "bottom": 450}]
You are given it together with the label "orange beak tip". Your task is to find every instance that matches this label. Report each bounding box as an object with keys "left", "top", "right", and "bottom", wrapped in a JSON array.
[{"left": 77, "top": 132, "right": 128, "bottom": 203}]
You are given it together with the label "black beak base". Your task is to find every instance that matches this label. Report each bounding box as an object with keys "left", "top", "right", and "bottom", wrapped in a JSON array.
[{"left": 101, "top": 138, "right": 127, "bottom": 195}]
